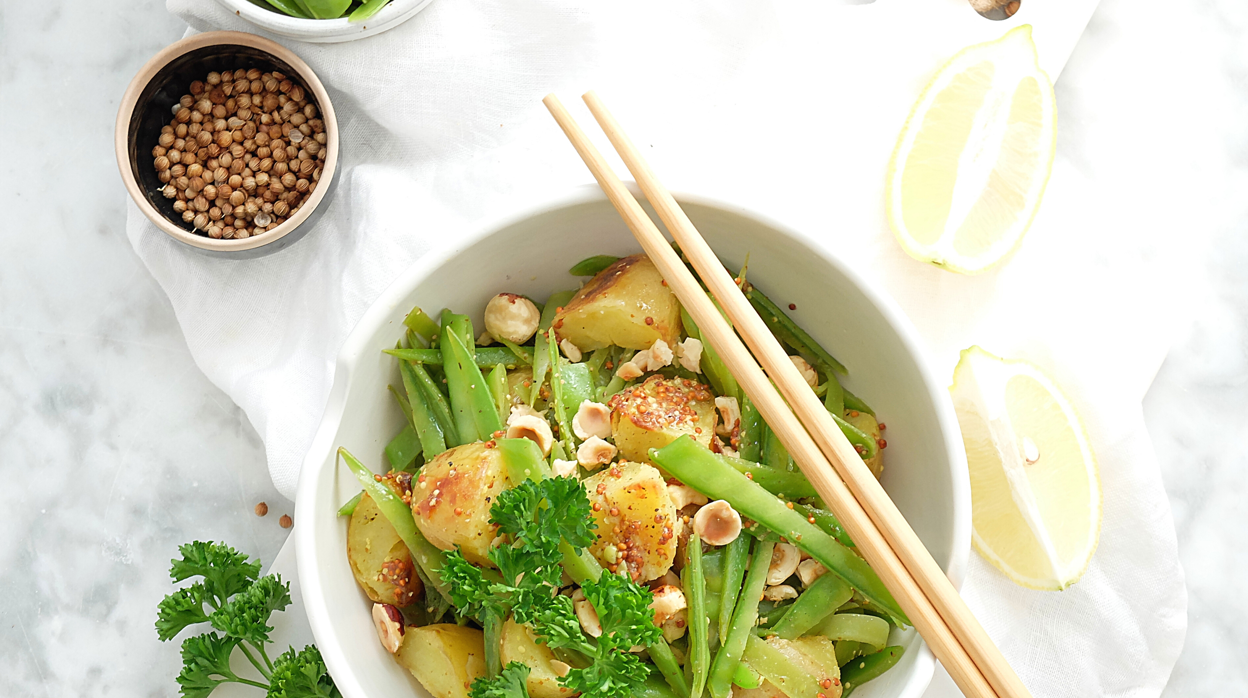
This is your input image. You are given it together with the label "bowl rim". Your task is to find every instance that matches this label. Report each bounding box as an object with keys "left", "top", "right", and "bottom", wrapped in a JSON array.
[
  {"left": 295, "top": 185, "right": 972, "bottom": 698},
  {"left": 214, "top": 0, "right": 434, "bottom": 41},
  {"left": 114, "top": 30, "right": 339, "bottom": 253}
]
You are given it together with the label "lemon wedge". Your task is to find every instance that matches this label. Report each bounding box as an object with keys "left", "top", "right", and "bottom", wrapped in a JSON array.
[
  {"left": 886, "top": 25, "right": 1056, "bottom": 274},
  {"left": 950, "top": 346, "right": 1101, "bottom": 590}
]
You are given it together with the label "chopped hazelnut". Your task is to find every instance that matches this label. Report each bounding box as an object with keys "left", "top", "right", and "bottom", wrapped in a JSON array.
[{"left": 692, "top": 500, "right": 742, "bottom": 546}]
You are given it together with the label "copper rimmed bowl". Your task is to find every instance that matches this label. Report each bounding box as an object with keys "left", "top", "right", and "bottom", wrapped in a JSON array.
[{"left": 115, "top": 31, "right": 339, "bottom": 258}]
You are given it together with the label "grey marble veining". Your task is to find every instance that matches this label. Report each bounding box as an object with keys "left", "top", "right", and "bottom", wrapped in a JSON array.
[{"left": 0, "top": 0, "right": 1244, "bottom": 696}]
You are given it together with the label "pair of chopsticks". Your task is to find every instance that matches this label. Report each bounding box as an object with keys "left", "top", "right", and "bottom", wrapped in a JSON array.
[{"left": 543, "top": 92, "right": 1031, "bottom": 698}]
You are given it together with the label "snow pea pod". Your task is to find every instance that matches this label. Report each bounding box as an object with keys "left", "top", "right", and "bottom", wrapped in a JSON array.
[
  {"left": 337, "top": 491, "right": 363, "bottom": 517},
  {"left": 408, "top": 361, "right": 460, "bottom": 448},
  {"left": 842, "top": 387, "right": 875, "bottom": 417},
  {"left": 745, "top": 286, "right": 847, "bottom": 377},
  {"left": 651, "top": 437, "right": 906, "bottom": 625},
  {"left": 441, "top": 318, "right": 503, "bottom": 442},
  {"left": 817, "top": 612, "right": 891, "bottom": 651},
  {"left": 823, "top": 371, "right": 845, "bottom": 418},
  {"left": 338, "top": 447, "right": 451, "bottom": 602},
  {"left": 300, "top": 0, "right": 351, "bottom": 19},
  {"left": 840, "top": 646, "right": 904, "bottom": 697},
  {"left": 716, "top": 535, "right": 750, "bottom": 644},
  {"left": 552, "top": 351, "right": 594, "bottom": 445},
  {"left": 385, "top": 347, "right": 524, "bottom": 369},
  {"left": 721, "top": 456, "right": 818, "bottom": 500},
  {"left": 398, "top": 362, "right": 447, "bottom": 457},
  {"left": 385, "top": 424, "right": 422, "bottom": 472},
  {"left": 737, "top": 395, "right": 763, "bottom": 462},
  {"left": 403, "top": 305, "right": 440, "bottom": 345},
  {"left": 832, "top": 411, "right": 877, "bottom": 461},
  {"left": 257, "top": 0, "right": 312, "bottom": 18},
  {"left": 487, "top": 364, "right": 509, "bottom": 425}
]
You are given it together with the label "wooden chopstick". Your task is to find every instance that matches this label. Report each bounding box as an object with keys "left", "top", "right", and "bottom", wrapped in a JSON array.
[
  {"left": 542, "top": 93, "right": 1002, "bottom": 698},
  {"left": 579, "top": 91, "right": 1032, "bottom": 698}
]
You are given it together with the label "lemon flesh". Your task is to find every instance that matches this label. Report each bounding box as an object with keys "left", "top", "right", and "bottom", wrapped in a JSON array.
[
  {"left": 887, "top": 25, "right": 1056, "bottom": 274},
  {"left": 950, "top": 346, "right": 1101, "bottom": 590}
]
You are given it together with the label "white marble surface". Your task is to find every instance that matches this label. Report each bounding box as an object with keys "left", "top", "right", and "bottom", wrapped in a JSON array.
[{"left": 0, "top": 1, "right": 1243, "bottom": 696}]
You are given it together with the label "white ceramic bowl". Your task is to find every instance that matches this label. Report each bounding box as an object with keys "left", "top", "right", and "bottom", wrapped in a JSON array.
[
  {"left": 296, "top": 188, "right": 971, "bottom": 698},
  {"left": 215, "top": 0, "right": 433, "bottom": 43}
]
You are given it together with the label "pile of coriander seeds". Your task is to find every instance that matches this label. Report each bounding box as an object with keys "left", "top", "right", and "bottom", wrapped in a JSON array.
[{"left": 151, "top": 67, "right": 326, "bottom": 240}]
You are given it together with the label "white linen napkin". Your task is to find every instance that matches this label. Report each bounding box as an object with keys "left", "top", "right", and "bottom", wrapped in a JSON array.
[{"left": 129, "top": 1, "right": 1188, "bottom": 696}]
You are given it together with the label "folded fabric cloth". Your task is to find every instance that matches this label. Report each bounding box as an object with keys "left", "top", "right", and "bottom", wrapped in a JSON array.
[{"left": 127, "top": 1, "right": 1186, "bottom": 695}]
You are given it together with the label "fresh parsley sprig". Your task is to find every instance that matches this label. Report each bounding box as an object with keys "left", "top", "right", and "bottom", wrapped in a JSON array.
[
  {"left": 156, "top": 540, "right": 340, "bottom": 698},
  {"left": 446, "top": 477, "right": 661, "bottom": 698}
]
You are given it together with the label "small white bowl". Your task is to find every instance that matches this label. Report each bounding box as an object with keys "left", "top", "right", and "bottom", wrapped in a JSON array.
[
  {"left": 296, "top": 187, "right": 971, "bottom": 698},
  {"left": 215, "top": 0, "right": 434, "bottom": 43}
]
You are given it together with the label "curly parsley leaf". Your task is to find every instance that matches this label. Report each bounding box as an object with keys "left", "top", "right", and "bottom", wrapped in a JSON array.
[
  {"left": 157, "top": 583, "right": 213, "bottom": 641},
  {"left": 491, "top": 477, "right": 596, "bottom": 562},
  {"left": 557, "top": 572, "right": 660, "bottom": 698},
  {"left": 469, "top": 661, "right": 531, "bottom": 698},
  {"left": 170, "top": 541, "right": 261, "bottom": 607},
  {"left": 176, "top": 633, "right": 242, "bottom": 698},
  {"left": 442, "top": 549, "right": 509, "bottom": 622},
  {"left": 269, "top": 644, "right": 342, "bottom": 698},
  {"left": 210, "top": 574, "right": 292, "bottom": 646}
]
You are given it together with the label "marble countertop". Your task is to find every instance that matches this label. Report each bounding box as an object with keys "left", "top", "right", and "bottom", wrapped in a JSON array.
[{"left": 1, "top": 0, "right": 1243, "bottom": 695}]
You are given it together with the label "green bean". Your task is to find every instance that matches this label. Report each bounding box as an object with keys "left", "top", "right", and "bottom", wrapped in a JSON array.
[
  {"left": 407, "top": 362, "right": 460, "bottom": 447},
  {"left": 442, "top": 324, "right": 503, "bottom": 442},
  {"left": 559, "top": 539, "right": 603, "bottom": 585},
  {"left": 337, "top": 491, "right": 363, "bottom": 517},
  {"left": 816, "top": 612, "right": 890, "bottom": 651},
  {"left": 385, "top": 424, "right": 422, "bottom": 471},
  {"left": 585, "top": 348, "right": 610, "bottom": 379},
  {"left": 745, "top": 287, "right": 847, "bottom": 377},
  {"left": 707, "top": 540, "right": 774, "bottom": 698},
  {"left": 741, "top": 634, "right": 824, "bottom": 698},
  {"left": 385, "top": 347, "right": 524, "bottom": 369},
  {"left": 737, "top": 395, "right": 763, "bottom": 462},
  {"left": 761, "top": 426, "right": 793, "bottom": 471},
  {"left": 651, "top": 438, "right": 906, "bottom": 625},
  {"left": 840, "top": 646, "right": 904, "bottom": 697},
  {"left": 403, "top": 306, "right": 440, "bottom": 345},
  {"left": 684, "top": 534, "right": 711, "bottom": 698},
  {"left": 531, "top": 290, "right": 576, "bottom": 404},
  {"left": 348, "top": 0, "right": 393, "bottom": 22},
  {"left": 731, "top": 662, "right": 762, "bottom": 689},
  {"left": 834, "top": 640, "right": 861, "bottom": 667},
  {"left": 552, "top": 350, "right": 594, "bottom": 444},
  {"left": 398, "top": 362, "right": 447, "bottom": 457},
  {"left": 791, "top": 502, "right": 855, "bottom": 548},
  {"left": 483, "top": 611, "right": 504, "bottom": 678},
  {"left": 823, "top": 371, "right": 845, "bottom": 418},
  {"left": 569, "top": 255, "right": 620, "bottom": 276},
  {"left": 338, "top": 448, "right": 451, "bottom": 602},
  {"left": 716, "top": 536, "right": 750, "bottom": 644},
  {"left": 487, "top": 364, "right": 509, "bottom": 424},
  {"left": 842, "top": 387, "right": 875, "bottom": 417},
  {"left": 680, "top": 307, "right": 739, "bottom": 401},
  {"left": 700, "top": 548, "right": 725, "bottom": 593},
  {"left": 649, "top": 635, "right": 690, "bottom": 698},
  {"left": 722, "top": 456, "right": 817, "bottom": 500},
  {"left": 770, "top": 574, "right": 852, "bottom": 640}
]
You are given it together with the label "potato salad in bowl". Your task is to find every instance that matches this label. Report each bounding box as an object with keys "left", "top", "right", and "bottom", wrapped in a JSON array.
[{"left": 335, "top": 251, "right": 905, "bottom": 698}]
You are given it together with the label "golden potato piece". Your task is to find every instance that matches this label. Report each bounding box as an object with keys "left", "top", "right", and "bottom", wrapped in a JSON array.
[
  {"left": 845, "top": 409, "right": 884, "bottom": 479},
  {"left": 411, "top": 442, "right": 507, "bottom": 567},
  {"left": 609, "top": 375, "right": 717, "bottom": 463},
  {"left": 553, "top": 254, "right": 682, "bottom": 351},
  {"left": 584, "top": 461, "right": 678, "bottom": 582},
  {"left": 347, "top": 492, "right": 422, "bottom": 607},
  {"left": 394, "top": 624, "right": 487, "bottom": 698},
  {"left": 500, "top": 618, "right": 573, "bottom": 698}
]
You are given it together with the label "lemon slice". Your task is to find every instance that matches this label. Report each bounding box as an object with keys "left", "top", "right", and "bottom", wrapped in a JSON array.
[
  {"left": 886, "top": 25, "right": 1056, "bottom": 274},
  {"left": 950, "top": 346, "right": 1101, "bottom": 590}
]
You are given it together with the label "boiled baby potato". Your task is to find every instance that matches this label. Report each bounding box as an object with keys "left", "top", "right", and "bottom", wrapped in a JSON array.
[
  {"left": 609, "top": 375, "right": 717, "bottom": 463},
  {"left": 394, "top": 624, "right": 487, "bottom": 698},
  {"left": 410, "top": 442, "right": 507, "bottom": 567},
  {"left": 500, "top": 617, "right": 573, "bottom": 698},
  {"left": 553, "top": 254, "right": 682, "bottom": 351},
  {"left": 845, "top": 410, "right": 884, "bottom": 479},
  {"left": 583, "top": 461, "right": 678, "bottom": 582},
  {"left": 347, "top": 492, "right": 422, "bottom": 607}
]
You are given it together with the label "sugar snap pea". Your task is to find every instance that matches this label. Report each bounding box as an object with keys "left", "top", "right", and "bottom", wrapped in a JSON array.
[
  {"left": 707, "top": 540, "right": 773, "bottom": 698},
  {"left": 817, "top": 612, "right": 890, "bottom": 651},
  {"left": 716, "top": 536, "right": 750, "bottom": 645},
  {"left": 745, "top": 286, "right": 847, "bottom": 376},
  {"left": 569, "top": 255, "right": 620, "bottom": 276},
  {"left": 531, "top": 290, "right": 575, "bottom": 404},
  {"left": 721, "top": 456, "right": 818, "bottom": 500},
  {"left": 407, "top": 361, "right": 459, "bottom": 448},
  {"left": 649, "top": 636, "right": 690, "bottom": 698},
  {"left": 385, "top": 424, "right": 422, "bottom": 472},
  {"left": 684, "top": 534, "right": 711, "bottom": 698},
  {"left": 823, "top": 370, "right": 845, "bottom": 417},
  {"left": 737, "top": 395, "right": 763, "bottom": 461},
  {"left": 680, "top": 307, "right": 739, "bottom": 401},
  {"left": 403, "top": 305, "right": 440, "bottom": 345},
  {"left": 651, "top": 437, "right": 906, "bottom": 625},
  {"left": 385, "top": 347, "right": 524, "bottom": 369},
  {"left": 337, "top": 491, "right": 363, "bottom": 517},
  {"left": 441, "top": 317, "right": 503, "bottom": 442},
  {"left": 840, "top": 646, "right": 904, "bottom": 697},
  {"left": 770, "top": 573, "right": 852, "bottom": 640},
  {"left": 398, "top": 362, "right": 446, "bottom": 457}
]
